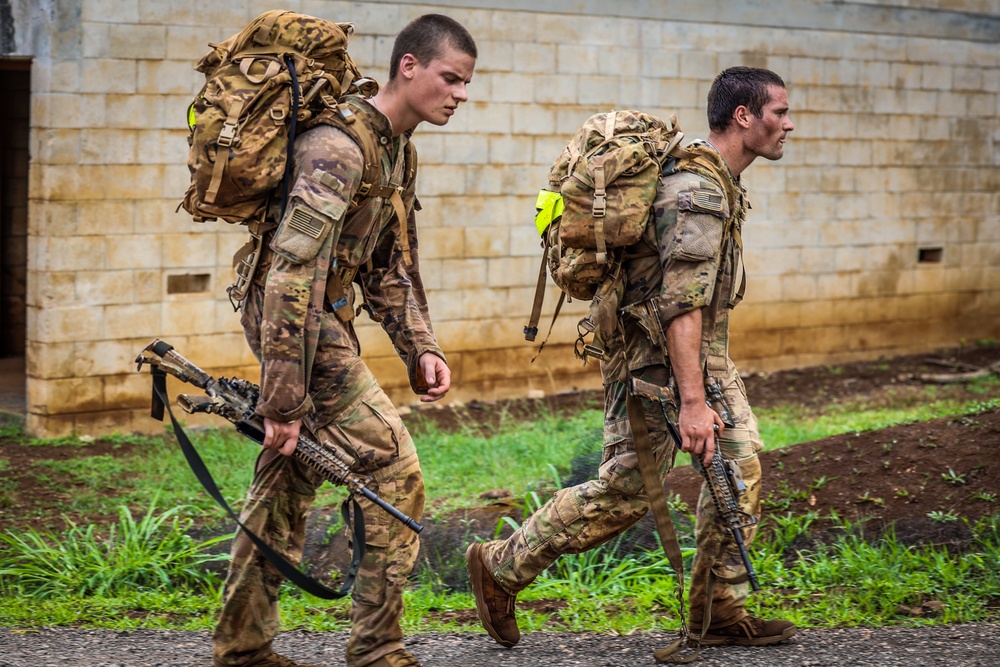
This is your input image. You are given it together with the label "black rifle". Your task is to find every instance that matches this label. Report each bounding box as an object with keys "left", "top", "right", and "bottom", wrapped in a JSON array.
[
  {"left": 664, "top": 378, "right": 760, "bottom": 592},
  {"left": 136, "top": 339, "right": 422, "bottom": 534}
]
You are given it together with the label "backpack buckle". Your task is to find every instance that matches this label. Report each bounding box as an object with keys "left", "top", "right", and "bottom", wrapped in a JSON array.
[
  {"left": 218, "top": 122, "right": 238, "bottom": 147},
  {"left": 592, "top": 189, "right": 606, "bottom": 217},
  {"left": 269, "top": 107, "right": 286, "bottom": 123}
]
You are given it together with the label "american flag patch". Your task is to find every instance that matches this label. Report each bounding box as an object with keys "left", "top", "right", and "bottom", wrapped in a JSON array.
[
  {"left": 692, "top": 189, "right": 724, "bottom": 212},
  {"left": 287, "top": 205, "right": 326, "bottom": 239}
]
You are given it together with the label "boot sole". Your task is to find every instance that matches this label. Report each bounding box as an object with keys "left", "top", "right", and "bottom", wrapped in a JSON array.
[
  {"left": 698, "top": 624, "right": 797, "bottom": 646},
  {"left": 465, "top": 543, "right": 518, "bottom": 648}
]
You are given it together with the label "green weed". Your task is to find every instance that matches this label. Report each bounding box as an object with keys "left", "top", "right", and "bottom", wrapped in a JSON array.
[
  {"left": 941, "top": 468, "right": 967, "bottom": 486},
  {"left": 0, "top": 502, "right": 230, "bottom": 598}
]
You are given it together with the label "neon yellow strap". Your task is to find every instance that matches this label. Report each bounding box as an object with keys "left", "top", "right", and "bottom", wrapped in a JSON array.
[{"left": 534, "top": 189, "right": 564, "bottom": 236}]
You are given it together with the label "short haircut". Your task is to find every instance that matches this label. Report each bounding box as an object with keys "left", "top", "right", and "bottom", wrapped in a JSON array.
[
  {"left": 388, "top": 14, "right": 478, "bottom": 80},
  {"left": 707, "top": 66, "right": 786, "bottom": 132}
]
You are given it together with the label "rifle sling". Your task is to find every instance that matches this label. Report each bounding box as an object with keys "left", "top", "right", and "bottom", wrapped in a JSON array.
[
  {"left": 151, "top": 370, "right": 364, "bottom": 600},
  {"left": 625, "top": 390, "right": 699, "bottom": 664}
]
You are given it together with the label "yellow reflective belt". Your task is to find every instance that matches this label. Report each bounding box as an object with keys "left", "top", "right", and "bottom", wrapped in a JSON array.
[{"left": 534, "top": 189, "right": 564, "bottom": 236}]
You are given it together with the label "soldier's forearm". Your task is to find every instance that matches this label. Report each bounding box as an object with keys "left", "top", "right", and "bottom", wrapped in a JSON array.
[{"left": 665, "top": 308, "right": 706, "bottom": 407}]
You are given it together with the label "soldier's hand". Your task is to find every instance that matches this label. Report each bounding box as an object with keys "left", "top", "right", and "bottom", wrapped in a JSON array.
[
  {"left": 678, "top": 402, "right": 725, "bottom": 467},
  {"left": 417, "top": 353, "right": 451, "bottom": 403},
  {"left": 263, "top": 417, "right": 300, "bottom": 456}
]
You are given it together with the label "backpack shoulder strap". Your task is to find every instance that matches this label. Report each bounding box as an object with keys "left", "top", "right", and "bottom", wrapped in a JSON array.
[
  {"left": 305, "top": 96, "right": 419, "bottom": 265},
  {"left": 306, "top": 97, "right": 384, "bottom": 206}
]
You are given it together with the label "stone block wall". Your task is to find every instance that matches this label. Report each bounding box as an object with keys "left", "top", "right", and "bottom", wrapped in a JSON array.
[{"left": 6, "top": 0, "right": 1000, "bottom": 436}]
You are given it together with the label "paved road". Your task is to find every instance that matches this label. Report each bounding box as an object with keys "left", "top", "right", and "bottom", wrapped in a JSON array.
[{"left": 2, "top": 624, "right": 999, "bottom": 666}]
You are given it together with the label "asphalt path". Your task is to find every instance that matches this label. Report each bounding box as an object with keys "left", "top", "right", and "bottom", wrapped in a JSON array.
[{"left": 2, "top": 624, "right": 999, "bottom": 666}]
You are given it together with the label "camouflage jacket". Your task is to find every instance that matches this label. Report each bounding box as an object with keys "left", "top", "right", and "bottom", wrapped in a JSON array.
[
  {"left": 254, "top": 98, "right": 443, "bottom": 423},
  {"left": 615, "top": 141, "right": 748, "bottom": 380}
]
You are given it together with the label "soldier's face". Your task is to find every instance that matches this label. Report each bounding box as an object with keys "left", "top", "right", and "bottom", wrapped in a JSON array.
[
  {"left": 745, "top": 85, "right": 794, "bottom": 161},
  {"left": 403, "top": 43, "right": 475, "bottom": 126}
]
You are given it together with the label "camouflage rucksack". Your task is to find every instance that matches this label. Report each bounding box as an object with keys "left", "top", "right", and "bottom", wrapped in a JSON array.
[
  {"left": 182, "top": 10, "right": 418, "bottom": 305},
  {"left": 524, "top": 110, "right": 685, "bottom": 357},
  {"left": 181, "top": 10, "right": 378, "bottom": 225}
]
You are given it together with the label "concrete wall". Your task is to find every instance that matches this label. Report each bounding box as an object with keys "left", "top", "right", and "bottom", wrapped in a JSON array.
[{"left": 7, "top": 0, "right": 1000, "bottom": 436}]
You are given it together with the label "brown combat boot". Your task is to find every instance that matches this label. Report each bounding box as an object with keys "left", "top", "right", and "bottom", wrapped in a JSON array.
[
  {"left": 365, "top": 649, "right": 421, "bottom": 666},
  {"left": 248, "top": 652, "right": 320, "bottom": 667},
  {"left": 466, "top": 542, "right": 520, "bottom": 648},
  {"left": 695, "top": 616, "right": 797, "bottom": 646}
]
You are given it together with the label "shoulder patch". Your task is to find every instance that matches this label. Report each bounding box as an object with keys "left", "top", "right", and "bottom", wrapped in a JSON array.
[
  {"left": 676, "top": 182, "right": 728, "bottom": 218},
  {"left": 287, "top": 205, "right": 327, "bottom": 239},
  {"left": 311, "top": 168, "right": 345, "bottom": 194},
  {"left": 691, "top": 189, "right": 724, "bottom": 213}
]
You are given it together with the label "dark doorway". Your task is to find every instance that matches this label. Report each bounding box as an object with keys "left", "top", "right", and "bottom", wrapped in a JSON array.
[{"left": 0, "top": 58, "right": 29, "bottom": 417}]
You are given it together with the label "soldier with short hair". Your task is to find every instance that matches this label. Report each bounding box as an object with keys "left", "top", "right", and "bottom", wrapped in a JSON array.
[
  {"left": 212, "top": 14, "right": 476, "bottom": 667},
  {"left": 467, "top": 66, "right": 797, "bottom": 651}
]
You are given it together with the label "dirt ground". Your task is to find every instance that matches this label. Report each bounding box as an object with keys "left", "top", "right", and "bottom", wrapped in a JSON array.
[
  {"left": 2, "top": 345, "right": 999, "bottom": 573},
  {"left": 1, "top": 344, "right": 1000, "bottom": 666}
]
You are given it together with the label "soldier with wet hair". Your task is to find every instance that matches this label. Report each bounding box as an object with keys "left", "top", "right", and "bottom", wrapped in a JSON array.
[
  {"left": 212, "top": 14, "right": 476, "bottom": 667},
  {"left": 467, "top": 67, "right": 797, "bottom": 654},
  {"left": 388, "top": 13, "right": 479, "bottom": 81}
]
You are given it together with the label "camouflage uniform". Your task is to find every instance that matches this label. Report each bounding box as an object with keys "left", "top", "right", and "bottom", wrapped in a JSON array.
[
  {"left": 479, "top": 142, "right": 761, "bottom": 630},
  {"left": 213, "top": 98, "right": 442, "bottom": 667}
]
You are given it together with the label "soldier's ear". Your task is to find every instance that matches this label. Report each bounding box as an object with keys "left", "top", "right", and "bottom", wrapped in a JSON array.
[
  {"left": 398, "top": 53, "right": 420, "bottom": 81},
  {"left": 733, "top": 105, "right": 752, "bottom": 130}
]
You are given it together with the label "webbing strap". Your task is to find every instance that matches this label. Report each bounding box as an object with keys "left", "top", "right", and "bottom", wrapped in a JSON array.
[
  {"left": 592, "top": 161, "right": 608, "bottom": 263},
  {"left": 150, "top": 370, "right": 364, "bottom": 600},
  {"left": 206, "top": 98, "right": 244, "bottom": 204},
  {"left": 602, "top": 110, "right": 617, "bottom": 139},
  {"left": 388, "top": 187, "right": 411, "bottom": 265},
  {"left": 279, "top": 54, "right": 300, "bottom": 223},
  {"left": 524, "top": 232, "right": 550, "bottom": 342},
  {"left": 625, "top": 390, "right": 699, "bottom": 664},
  {"left": 254, "top": 11, "right": 286, "bottom": 45},
  {"left": 239, "top": 57, "right": 281, "bottom": 84},
  {"left": 529, "top": 292, "right": 565, "bottom": 364}
]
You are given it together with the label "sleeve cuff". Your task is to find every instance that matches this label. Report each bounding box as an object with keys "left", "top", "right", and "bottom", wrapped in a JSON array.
[{"left": 255, "top": 395, "right": 315, "bottom": 423}]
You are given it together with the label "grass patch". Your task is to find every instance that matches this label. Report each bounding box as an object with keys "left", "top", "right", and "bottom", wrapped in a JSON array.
[
  {"left": 11, "top": 391, "right": 996, "bottom": 520},
  {"left": 412, "top": 405, "right": 604, "bottom": 515},
  {"left": 755, "top": 395, "right": 1000, "bottom": 452},
  {"left": 2, "top": 380, "right": 999, "bottom": 632},
  {"left": 2, "top": 510, "right": 997, "bottom": 632},
  {"left": 0, "top": 503, "right": 229, "bottom": 599}
]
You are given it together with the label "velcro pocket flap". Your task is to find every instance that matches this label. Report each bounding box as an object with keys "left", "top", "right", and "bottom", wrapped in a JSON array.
[
  {"left": 668, "top": 182, "right": 728, "bottom": 262},
  {"left": 272, "top": 204, "right": 334, "bottom": 264},
  {"left": 296, "top": 168, "right": 350, "bottom": 222}
]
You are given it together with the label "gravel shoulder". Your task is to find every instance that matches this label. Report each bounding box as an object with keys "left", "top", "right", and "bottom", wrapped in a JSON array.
[{"left": 2, "top": 624, "right": 1000, "bottom": 666}]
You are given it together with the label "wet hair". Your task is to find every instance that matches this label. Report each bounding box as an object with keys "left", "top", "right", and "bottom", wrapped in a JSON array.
[
  {"left": 707, "top": 66, "right": 786, "bottom": 132},
  {"left": 388, "top": 14, "right": 478, "bottom": 80}
]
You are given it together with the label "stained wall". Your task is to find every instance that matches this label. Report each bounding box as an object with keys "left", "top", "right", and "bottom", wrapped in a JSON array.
[{"left": 5, "top": 0, "right": 1000, "bottom": 435}]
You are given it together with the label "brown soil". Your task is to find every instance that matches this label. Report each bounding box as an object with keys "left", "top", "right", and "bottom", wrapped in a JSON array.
[{"left": 1, "top": 345, "right": 999, "bottom": 582}]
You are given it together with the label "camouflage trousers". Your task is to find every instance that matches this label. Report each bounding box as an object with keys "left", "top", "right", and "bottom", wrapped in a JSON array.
[
  {"left": 213, "top": 296, "right": 424, "bottom": 667},
  {"left": 479, "top": 358, "right": 762, "bottom": 630}
]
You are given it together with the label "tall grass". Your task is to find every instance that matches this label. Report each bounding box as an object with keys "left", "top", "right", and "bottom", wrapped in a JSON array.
[{"left": 0, "top": 502, "right": 230, "bottom": 598}]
